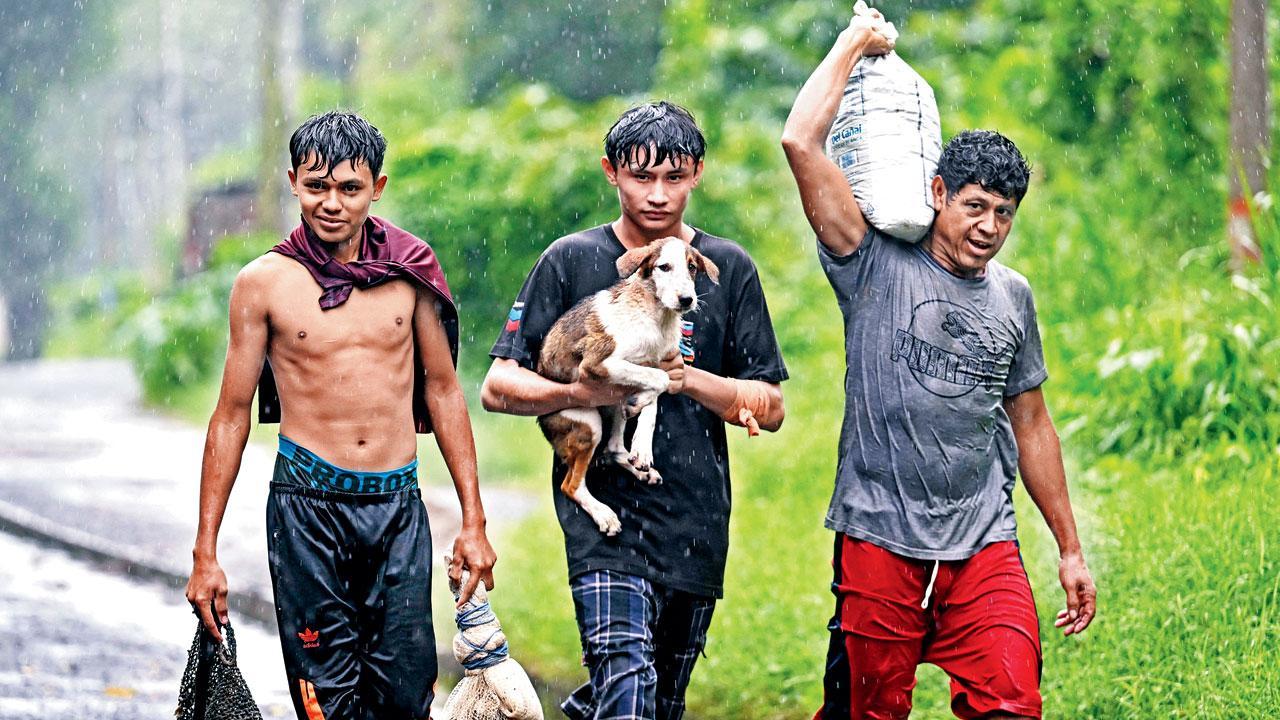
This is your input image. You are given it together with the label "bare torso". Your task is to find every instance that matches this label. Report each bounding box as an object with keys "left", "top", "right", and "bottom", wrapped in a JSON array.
[{"left": 259, "top": 253, "right": 419, "bottom": 471}]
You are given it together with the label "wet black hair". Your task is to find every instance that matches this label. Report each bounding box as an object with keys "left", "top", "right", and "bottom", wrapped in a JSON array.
[
  {"left": 289, "top": 111, "right": 388, "bottom": 180},
  {"left": 604, "top": 101, "right": 706, "bottom": 171},
  {"left": 935, "top": 130, "right": 1031, "bottom": 204}
]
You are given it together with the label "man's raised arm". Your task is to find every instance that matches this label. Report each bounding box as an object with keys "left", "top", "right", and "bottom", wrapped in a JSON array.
[
  {"left": 781, "top": 25, "right": 893, "bottom": 256},
  {"left": 185, "top": 261, "right": 271, "bottom": 642}
]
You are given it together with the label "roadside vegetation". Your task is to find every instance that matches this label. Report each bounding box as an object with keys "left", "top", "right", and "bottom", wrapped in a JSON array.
[{"left": 44, "top": 0, "right": 1279, "bottom": 717}]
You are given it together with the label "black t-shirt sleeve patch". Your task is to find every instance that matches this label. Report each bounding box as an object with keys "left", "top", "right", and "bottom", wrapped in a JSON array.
[
  {"left": 724, "top": 261, "right": 789, "bottom": 383},
  {"left": 489, "top": 250, "right": 568, "bottom": 370}
]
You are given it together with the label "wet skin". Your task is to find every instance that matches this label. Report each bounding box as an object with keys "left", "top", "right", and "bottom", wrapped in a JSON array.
[
  {"left": 188, "top": 156, "right": 496, "bottom": 640},
  {"left": 921, "top": 175, "right": 1019, "bottom": 279},
  {"left": 289, "top": 154, "right": 387, "bottom": 248},
  {"left": 602, "top": 151, "right": 703, "bottom": 247},
  {"left": 268, "top": 156, "right": 417, "bottom": 469},
  {"left": 257, "top": 253, "right": 424, "bottom": 470}
]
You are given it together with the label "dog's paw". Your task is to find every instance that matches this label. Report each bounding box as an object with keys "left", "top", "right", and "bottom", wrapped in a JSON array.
[
  {"left": 622, "top": 395, "right": 646, "bottom": 419},
  {"left": 628, "top": 452, "right": 651, "bottom": 472},
  {"left": 593, "top": 509, "right": 622, "bottom": 536},
  {"left": 617, "top": 458, "right": 649, "bottom": 481},
  {"left": 614, "top": 455, "right": 661, "bottom": 485},
  {"left": 645, "top": 368, "right": 671, "bottom": 393},
  {"left": 626, "top": 452, "right": 662, "bottom": 485}
]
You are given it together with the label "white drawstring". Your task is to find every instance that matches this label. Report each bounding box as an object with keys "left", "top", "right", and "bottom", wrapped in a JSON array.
[{"left": 920, "top": 560, "right": 940, "bottom": 609}]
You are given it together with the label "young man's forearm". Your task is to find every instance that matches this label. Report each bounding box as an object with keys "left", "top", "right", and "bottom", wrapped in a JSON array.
[
  {"left": 683, "top": 367, "right": 785, "bottom": 432},
  {"left": 192, "top": 411, "right": 252, "bottom": 560},
  {"left": 426, "top": 377, "right": 486, "bottom": 528},
  {"left": 429, "top": 373, "right": 497, "bottom": 605},
  {"left": 483, "top": 359, "right": 783, "bottom": 430},
  {"left": 481, "top": 360, "right": 587, "bottom": 417},
  {"left": 781, "top": 28, "right": 875, "bottom": 151}
]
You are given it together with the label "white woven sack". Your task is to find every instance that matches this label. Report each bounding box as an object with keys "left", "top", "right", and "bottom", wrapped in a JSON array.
[
  {"left": 825, "top": 50, "right": 942, "bottom": 242},
  {"left": 442, "top": 559, "right": 543, "bottom": 720}
]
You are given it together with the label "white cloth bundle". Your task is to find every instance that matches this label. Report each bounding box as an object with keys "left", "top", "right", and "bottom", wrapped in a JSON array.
[
  {"left": 442, "top": 561, "right": 543, "bottom": 720},
  {"left": 825, "top": 1, "right": 941, "bottom": 242}
]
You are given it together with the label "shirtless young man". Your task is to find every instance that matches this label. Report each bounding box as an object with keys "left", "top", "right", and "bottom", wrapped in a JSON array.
[{"left": 184, "top": 111, "right": 496, "bottom": 719}]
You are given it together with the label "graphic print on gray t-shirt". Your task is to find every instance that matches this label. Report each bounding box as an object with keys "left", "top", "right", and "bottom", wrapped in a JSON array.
[
  {"left": 819, "top": 228, "right": 1048, "bottom": 561},
  {"left": 891, "top": 300, "right": 1016, "bottom": 397}
]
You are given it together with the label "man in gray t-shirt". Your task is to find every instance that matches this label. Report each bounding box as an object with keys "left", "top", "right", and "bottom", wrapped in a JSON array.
[
  {"left": 782, "top": 15, "right": 1096, "bottom": 720},
  {"left": 816, "top": 225, "right": 1048, "bottom": 560}
]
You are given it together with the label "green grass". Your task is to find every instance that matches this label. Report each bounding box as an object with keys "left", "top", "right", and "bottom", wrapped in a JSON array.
[{"left": 1033, "top": 450, "right": 1280, "bottom": 718}]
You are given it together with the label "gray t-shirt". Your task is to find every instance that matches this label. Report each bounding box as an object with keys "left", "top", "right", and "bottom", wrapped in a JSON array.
[{"left": 819, "top": 228, "right": 1047, "bottom": 560}]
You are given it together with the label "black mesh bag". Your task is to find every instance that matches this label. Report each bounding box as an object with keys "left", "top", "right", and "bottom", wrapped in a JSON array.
[{"left": 175, "top": 619, "right": 264, "bottom": 720}]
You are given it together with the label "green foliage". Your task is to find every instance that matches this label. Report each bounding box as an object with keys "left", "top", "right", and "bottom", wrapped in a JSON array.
[
  {"left": 1054, "top": 273, "right": 1279, "bottom": 462},
  {"left": 189, "top": 146, "right": 259, "bottom": 190},
  {"left": 656, "top": 0, "right": 847, "bottom": 124},
  {"left": 207, "top": 231, "right": 278, "bottom": 270},
  {"left": 464, "top": 1, "right": 666, "bottom": 102},
  {"left": 901, "top": 0, "right": 1228, "bottom": 241},
  {"left": 384, "top": 87, "right": 624, "bottom": 353},
  {"left": 43, "top": 272, "right": 155, "bottom": 358},
  {"left": 123, "top": 232, "right": 274, "bottom": 404},
  {"left": 127, "top": 267, "right": 236, "bottom": 404}
]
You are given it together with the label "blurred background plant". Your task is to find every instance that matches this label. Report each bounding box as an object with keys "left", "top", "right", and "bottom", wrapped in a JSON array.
[{"left": 9, "top": 0, "right": 1279, "bottom": 717}]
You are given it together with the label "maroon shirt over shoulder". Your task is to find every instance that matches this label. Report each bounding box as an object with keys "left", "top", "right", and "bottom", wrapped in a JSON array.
[{"left": 258, "top": 215, "right": 458, "bottom": 434}]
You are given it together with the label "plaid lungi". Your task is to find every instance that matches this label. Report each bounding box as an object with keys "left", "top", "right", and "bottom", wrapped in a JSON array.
[{"left": 562, "top": 570, "right": 716, "bottom": 720}]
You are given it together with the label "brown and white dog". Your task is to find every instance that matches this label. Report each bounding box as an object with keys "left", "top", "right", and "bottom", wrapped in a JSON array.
[{"left": 536, "top": 237, "right": 719, "bottom": 535}]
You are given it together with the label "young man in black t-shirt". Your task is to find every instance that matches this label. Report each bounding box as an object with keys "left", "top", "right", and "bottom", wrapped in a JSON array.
[{"left": 481, "top": 101, "right": 788, "bottom": 719}]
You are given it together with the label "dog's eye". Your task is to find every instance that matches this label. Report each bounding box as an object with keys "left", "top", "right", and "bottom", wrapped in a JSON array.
[
  {"left": 687, "top": 262, "right": 697, "bottom": 273},
  {"left": 656, "top": 263, "right": 672, "bottom": 272}
]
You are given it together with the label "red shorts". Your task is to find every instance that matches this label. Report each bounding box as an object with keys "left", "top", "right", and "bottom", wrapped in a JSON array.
[{"left": 815, "top": 535, "right": 1042, "bottom": 719}]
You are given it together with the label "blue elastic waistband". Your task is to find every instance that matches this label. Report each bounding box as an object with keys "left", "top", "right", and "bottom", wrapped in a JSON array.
[{"left": 276, "top": 435, "right": 418, "bottom": 493}]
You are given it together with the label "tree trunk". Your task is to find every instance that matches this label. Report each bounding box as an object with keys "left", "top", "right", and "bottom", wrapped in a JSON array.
[
  {"left": 160, "top": 0, "right": 189, "bottom": 276},
  {"left": 2, "top": 283, "right": 45, "bottom": 362},
  {"left": 159, "top": 0, "right": 186, "bottom": 223},
  {"left": 1228, "top": 0, "right": 1270, "bottom": 268},
  {"left": 257, "top": 0, "right": 290, "bottom": 235}
]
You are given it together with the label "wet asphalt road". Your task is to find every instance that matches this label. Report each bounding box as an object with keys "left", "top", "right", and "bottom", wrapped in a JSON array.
[
  {"left": 0, "top": 360, "right": 485, "bottom": 718},
  {"left": 0, "top": 530, "right": 296, "bottom": 719}
]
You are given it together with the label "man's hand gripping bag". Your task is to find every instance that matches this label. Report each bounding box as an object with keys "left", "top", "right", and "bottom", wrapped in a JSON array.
[
  {"left": 825, "top": 2, "right": 942, "bottom": 242},
  {"left": 443, "top": 557, "right": 543, "bottom": 720}
]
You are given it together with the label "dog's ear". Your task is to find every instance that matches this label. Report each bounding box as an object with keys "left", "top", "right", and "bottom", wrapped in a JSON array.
[
  {"left": 689, "top": 246, "right": 720, "bottom": 284},
  {"left": 616, "top": 244, "right": 660, "bottom": 279}
]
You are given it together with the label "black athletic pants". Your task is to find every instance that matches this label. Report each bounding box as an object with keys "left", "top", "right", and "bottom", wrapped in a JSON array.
[{"left": 267, "top": 473, "right": 435, "bottom": 720}]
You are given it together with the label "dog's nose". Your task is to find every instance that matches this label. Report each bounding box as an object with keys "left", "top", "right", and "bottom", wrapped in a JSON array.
[{"left": 678, "top": 295, "right": 694, "bottom": 309}]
